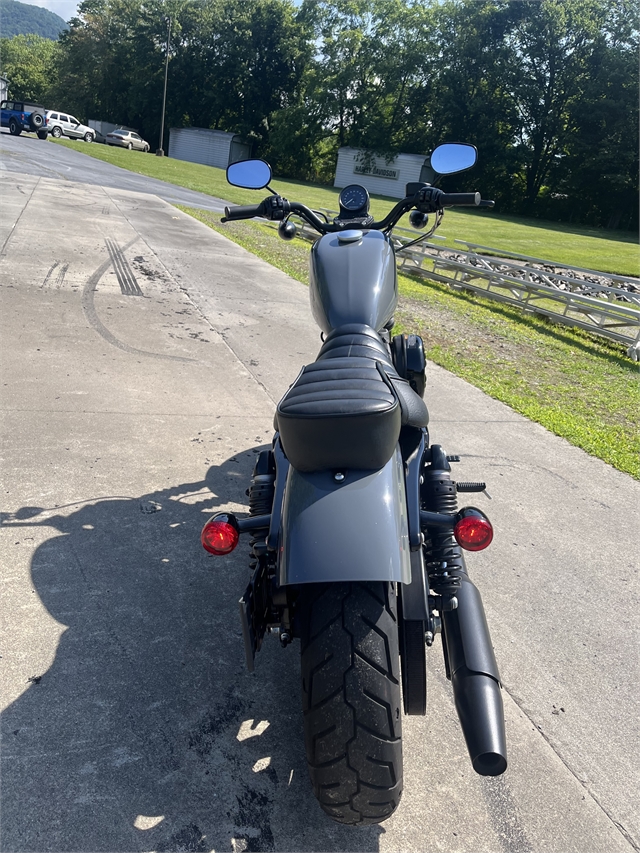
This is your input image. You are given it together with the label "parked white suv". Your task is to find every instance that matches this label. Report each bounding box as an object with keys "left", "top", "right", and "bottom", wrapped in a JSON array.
[{"left": 46, "top": 111, "right": 95, "bottom": 142}]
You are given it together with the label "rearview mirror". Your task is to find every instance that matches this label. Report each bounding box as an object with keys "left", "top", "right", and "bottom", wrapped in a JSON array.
[
  {"left": 226, "top": 159, "right": 272, "bottom": 189},
  {"left": 430, "top": 143, "right": 477, "bottom": 175}
]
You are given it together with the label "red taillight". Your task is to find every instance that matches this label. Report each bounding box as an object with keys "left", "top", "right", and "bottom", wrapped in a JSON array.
[
  {"left": 453, "top": 507, "right": 493, "bottom": 551},
  {"left": 201, "top": 513, "right": 239, "bottom": 555}
]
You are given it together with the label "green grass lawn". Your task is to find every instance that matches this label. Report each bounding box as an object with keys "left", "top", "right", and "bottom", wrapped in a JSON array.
[
  {"left": 52, "top": 137, "right": 639, "bottom": 276},
  {"left": 182, "top": 208, "right": 640, "bottom": 479}
]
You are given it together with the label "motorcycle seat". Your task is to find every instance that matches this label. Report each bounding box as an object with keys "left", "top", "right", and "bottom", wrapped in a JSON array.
[{"left": 275, "top": 325, "right": 429, "bottom": 472}]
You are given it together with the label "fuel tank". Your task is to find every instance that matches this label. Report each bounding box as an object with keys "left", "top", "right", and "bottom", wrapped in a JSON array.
[{"left": 309, "top": 230, "right": 398, "bottom": 334}]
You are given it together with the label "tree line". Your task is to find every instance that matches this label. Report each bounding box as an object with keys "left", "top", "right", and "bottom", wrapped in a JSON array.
[{"left": 1, "top": 0, "right": 638, "bottom": 229}]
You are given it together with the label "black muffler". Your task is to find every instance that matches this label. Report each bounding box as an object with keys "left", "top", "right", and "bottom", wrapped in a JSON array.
[{"left": 442, "top": 573, "right": 507, "bottom": 776}]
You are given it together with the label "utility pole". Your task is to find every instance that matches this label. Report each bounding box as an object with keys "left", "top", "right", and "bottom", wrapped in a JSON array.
[{"left": 156, "top": 15, "right": 171, "bottom": 156}]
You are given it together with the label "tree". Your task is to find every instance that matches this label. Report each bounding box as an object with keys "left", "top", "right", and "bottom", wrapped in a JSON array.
[
  {"left": 0, "top": 34, "right": 61, "bottom": 102},
  {"left": 297, "top": 0, "right": 433, "bottom": 152},
  {"left": 502, "top": 0, "right": 611, "bottom": 212},
  {"left": 401, "top": 0, "right": 520, "bottom": 202},
  {"left": 406, "top": 0, "right": 638, "bottom": 225},
  {"left": 549, "top": 0, "right": 639, "bottom": 228},
  {"left": 53, "top": 0, "right": 311, "bottom": 150}
]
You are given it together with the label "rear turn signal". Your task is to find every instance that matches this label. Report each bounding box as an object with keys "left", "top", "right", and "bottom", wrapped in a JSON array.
[
  {"left": 201, "top": 513, "right": 240, "bottom": 555},
  {"left": 453, "top": 507, "right": 493, "bottom": 551}
]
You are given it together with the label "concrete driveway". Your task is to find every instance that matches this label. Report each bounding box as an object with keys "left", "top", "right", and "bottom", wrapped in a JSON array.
[
  {"left": 0, "top": 168, "right": 638, "bottom": 853},
  {"left": 0, "top": 130, "right": 228, "bottom": 212}
]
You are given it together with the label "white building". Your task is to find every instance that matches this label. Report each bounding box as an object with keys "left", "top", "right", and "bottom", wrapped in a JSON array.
[
  {"left": 168, "top": 127, "right": 251, "bottom": 169},
  {"left": 334, "top": 147, "right": 431, "bottom": 199},
  {"left": 0, "top": 76, "right": 9, "bottom": 102}
]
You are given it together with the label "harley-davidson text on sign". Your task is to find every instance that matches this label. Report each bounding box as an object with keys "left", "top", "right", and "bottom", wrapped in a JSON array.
[{"left": 354, "top": 163, "right": 399, "bottom": 180}]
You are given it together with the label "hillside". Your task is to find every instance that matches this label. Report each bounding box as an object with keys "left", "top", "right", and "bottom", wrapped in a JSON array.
[{"left": 0, "top": 0, "right": 67, "bottom": 39}]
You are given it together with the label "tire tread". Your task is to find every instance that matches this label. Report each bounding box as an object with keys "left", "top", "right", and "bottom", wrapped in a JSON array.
[{"left": 300, "top": 582, "right": 402, "bottom": 825}]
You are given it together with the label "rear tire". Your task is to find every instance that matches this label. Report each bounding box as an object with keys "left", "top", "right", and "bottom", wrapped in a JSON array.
[
  {"left": 51, "top": 126, "right": 62, "bottom": 138},
  {"left": 127, "top": 142, "right": 133, "bottom": 150},
  {"left": 37, "top": 129, "right": 48, "bottom": 140},
  {"left": 299, "top": 581, "right": 403, "bottom": 825}
]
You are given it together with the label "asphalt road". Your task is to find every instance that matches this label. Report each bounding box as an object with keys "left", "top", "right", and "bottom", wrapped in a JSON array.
[
  {"left": 1, "top": 140, "right": 639, "bottom": 853},
  {"left": 0, "top": 130, "right": 228, "bottom": 212}
]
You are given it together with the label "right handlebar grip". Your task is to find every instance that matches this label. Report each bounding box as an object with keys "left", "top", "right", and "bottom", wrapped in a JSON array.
[
  {"left": 440, "top": 192, "right": 481, "bottom": 207},
  {"left": 223, "top": 202, "right": 264, "bottom": 221}
]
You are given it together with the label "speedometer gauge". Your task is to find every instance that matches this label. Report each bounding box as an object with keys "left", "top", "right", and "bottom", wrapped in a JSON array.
[{"left": 339, "top": 184, "right": 370, "bottom": 213}]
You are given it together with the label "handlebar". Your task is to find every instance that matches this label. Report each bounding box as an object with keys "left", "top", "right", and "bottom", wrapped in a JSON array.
[
  {"left": 222, "top": 187, "right": 493, "bottom": 234},
  {"left": 223, "top": 198, "right": 334, "bottom": 232}
]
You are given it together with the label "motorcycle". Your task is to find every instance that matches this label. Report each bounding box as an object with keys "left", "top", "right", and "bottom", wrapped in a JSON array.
[{"left": 201, "top": 143, "right": 507, "bottom": 825}]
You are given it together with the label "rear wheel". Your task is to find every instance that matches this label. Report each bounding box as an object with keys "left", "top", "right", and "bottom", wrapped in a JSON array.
[
  {"left": 37, "top": 129, "right": 48, "bottom": 140},
  {"left": 51, "top": 126, "right": 62, "bottom": 138},
  {"left": 298, "top": 581, "right": 403, "bottom": 825},
  {"left": 126, "top": 142, "right": 133, "bottom": 150}
]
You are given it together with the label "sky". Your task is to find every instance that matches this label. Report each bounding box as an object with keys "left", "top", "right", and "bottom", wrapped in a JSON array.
[{"left": 18, "top": 0, "right": 80, "bottom": 24}]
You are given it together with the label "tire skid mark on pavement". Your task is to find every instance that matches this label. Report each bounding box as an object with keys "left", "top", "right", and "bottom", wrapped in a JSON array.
[
  {"left": 56, "top": 263, "right": 69, "bottom": 287},
  {"left": 43, "top": 260, "right": 59, "bottom": 287},
  {"left": 105, "top": 237, "right": 143, "bottom": 296},
  {"left": 82, "top": 238, "right": 195, "bottom": 363},
  {"left": 41, "top": 262, "right": 69, "bottom": 289}
]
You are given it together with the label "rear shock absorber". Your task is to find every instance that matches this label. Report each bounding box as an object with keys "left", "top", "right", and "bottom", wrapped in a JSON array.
[
  {"left": 248, "top": 452, "right": 275, "bottom": 517},
  {"left": 421, "top": 445, "right": 463, "bottom": 596},
  {"left": 247, "top": 450, "right": 276, "bottom": 563}
]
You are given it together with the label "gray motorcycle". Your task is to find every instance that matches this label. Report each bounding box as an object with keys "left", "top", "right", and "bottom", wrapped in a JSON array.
[{"left": 201, "top": 143, "right": 507, "bottom": 826}]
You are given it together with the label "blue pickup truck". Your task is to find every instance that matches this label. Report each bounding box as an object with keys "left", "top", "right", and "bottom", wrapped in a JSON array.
[{"left": 0, "top": 100, "right": 49, "bottom": 139}]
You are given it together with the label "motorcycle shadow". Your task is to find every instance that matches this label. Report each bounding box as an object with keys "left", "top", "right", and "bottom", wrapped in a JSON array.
[{"left": 1, "top": 448, "right": 382, "bottom": 852}]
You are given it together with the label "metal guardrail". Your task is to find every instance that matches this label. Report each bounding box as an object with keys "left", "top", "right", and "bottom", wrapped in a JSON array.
[
  {"left": 455, "top": 241, "right": 639, "bottom": 291},
  {"left": 285, "top": 210, "right": 640, "bottom": 360},
  {"left": 395, "top": 237, "right": 640, "bottom": 361}
]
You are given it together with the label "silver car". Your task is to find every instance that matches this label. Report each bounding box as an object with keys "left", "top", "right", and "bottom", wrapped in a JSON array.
[
  {"left": 46, "top": 111, "right": 95, "bottom": 142},
  {"left": 105, "top": 129, "right": 150, "bottom": 152}
]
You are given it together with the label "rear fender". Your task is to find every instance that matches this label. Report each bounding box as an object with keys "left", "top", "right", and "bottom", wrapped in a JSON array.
[{"left": 279, "top": 447, "right": 411, "bottom": 585}]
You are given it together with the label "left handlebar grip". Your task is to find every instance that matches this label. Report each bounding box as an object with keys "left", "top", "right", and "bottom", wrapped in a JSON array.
[{"left": 222, "top": 202, "right": 264, "bottom": 221}]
